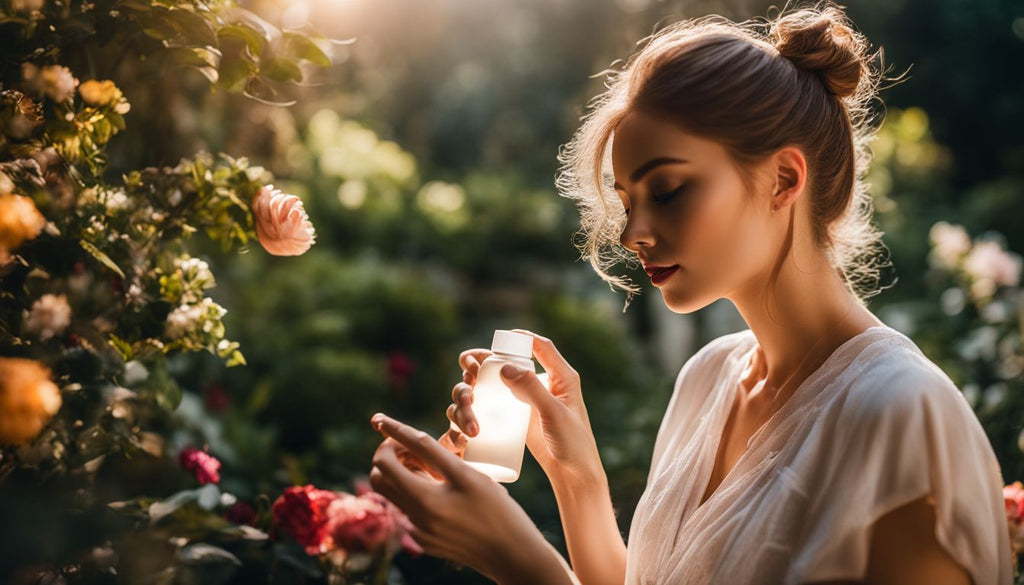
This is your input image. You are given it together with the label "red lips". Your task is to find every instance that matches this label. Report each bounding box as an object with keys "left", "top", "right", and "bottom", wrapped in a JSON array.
[{"left": 644, "top": 265, "right": 679, "bottom": 286}]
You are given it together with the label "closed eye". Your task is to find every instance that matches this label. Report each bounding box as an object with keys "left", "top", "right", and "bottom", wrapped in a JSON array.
[{"left": 653, "top": 182, "right": 689, "bottom": 204}]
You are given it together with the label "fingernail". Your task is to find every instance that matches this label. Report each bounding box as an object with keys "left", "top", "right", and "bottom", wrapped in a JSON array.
[
  {"left": 371, "top": 413, "right": 384, "bottom": 428},
  {"left": 501, "top": 364, "right": 527, "bottom": 379}
]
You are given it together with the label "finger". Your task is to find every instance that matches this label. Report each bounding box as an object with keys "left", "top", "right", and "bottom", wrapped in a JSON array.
[
  {"left": 499, "top": 364, "right": 565, "bottom": 422},
  {"left": 458, "top": 349, "right": 491, "bottom": 382},
  {"left": 447, "top": 384, "right": 478, "bottom": 435},
  {"left": 450, "top": 381, "right": 475, "bottom": 407},
  {"left": 371, "top": 442, "right": 439, "bottom": 507},
  {"left": 512, "top": 330, "right": 580, "bottom": 395},
  {"left": 445, "top": 403, "right": 477, "bottom": 437},
  {"left": 439, "top": 428, "right": 468, "bottom": 456},
  {"left": 371, "top": 413, "right": 468, "bottom": 485}
]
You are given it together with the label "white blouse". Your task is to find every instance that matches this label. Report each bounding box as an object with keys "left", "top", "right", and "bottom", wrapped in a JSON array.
[{"left": 624, "top": 325, "right": 1014, "bottom": 584}]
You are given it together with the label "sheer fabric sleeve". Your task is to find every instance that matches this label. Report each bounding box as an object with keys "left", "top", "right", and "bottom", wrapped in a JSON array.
[{"left": 788, "top": 354, "right": 1013, "bottom": 585}]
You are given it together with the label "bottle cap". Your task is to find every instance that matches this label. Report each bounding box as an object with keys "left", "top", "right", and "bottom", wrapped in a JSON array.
[{"left": 491, "top": 330, "right": 533, "bottom": 358}]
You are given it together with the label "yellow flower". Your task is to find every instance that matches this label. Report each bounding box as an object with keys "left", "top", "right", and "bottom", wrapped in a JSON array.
[
  {"left": 78, "top": 80, "right": 120, "bottom": 107},
  {"left": 0, "top": 358, "right": 62, "bottom": 446},
  {"left": 0, "top": 193, "right": 46, "bottom": 264}
]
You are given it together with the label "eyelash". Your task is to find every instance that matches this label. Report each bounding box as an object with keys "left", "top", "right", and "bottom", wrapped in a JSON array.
[{"left": 623, "top": 183, "right": 689, "bottom": 216}]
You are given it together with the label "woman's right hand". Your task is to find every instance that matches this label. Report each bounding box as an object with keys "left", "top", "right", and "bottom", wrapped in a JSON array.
[{"left": 442, "top": 330, "right": 605, "bottom": 485}]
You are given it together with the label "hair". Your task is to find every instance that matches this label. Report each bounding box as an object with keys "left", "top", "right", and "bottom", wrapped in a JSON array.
[{"left": 556, "top": 0, "right": 901, "bottom": 310}]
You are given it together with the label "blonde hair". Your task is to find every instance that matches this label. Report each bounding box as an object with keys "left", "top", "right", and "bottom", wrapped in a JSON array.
[{"left": 556, "top": 1, "right": 900, "bottom": 307}]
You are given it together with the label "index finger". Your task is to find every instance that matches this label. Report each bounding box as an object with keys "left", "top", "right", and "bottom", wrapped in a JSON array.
[
  {"left": 459, "top": 349, "right": 492, "bottom": 376},
  {"left": 371, "top": 413, "right": 469, "bottom": 485},
  {"left": 510, "top": 329, "right": 574, "bottom": 380}
]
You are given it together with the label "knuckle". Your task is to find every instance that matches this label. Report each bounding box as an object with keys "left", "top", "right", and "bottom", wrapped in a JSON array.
[{"left": 413, "top": 432, "right": 433, "bottom": 449}]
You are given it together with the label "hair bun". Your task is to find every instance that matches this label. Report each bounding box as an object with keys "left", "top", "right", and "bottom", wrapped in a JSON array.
[{"left": 771, "top": 5, "right": 868, "bottom": 99}]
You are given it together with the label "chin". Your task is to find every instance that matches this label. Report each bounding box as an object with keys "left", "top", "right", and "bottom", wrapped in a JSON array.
[{"left": 658, "top": 287, "right": 717, "bottom": 314}]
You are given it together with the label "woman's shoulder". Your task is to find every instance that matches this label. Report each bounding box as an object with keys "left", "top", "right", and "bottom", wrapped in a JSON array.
[
  {"left": 829, "top": 328, "right": 986, "bottom": 448},
  {"left": 838, "top": 328, "right": 965, "bottom": 418}
]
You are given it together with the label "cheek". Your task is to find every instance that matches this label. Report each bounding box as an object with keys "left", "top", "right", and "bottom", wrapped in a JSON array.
[{"left": 681, "top": 186, "right": 765, "bottom": 273}]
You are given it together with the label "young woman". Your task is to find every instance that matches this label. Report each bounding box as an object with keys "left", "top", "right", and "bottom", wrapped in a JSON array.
[{"left": 367, "top": 3, "right": 1014, "bottom": 584}]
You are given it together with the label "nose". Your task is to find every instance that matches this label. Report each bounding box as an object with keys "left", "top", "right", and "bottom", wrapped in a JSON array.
[{"left": 619, "top": 206, "right": 655, "bottom": 253}]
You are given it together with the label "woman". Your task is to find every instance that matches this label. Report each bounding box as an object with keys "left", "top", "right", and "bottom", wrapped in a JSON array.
[{"left": 367, "top": 3, "right": 1014, "bottom": 584}]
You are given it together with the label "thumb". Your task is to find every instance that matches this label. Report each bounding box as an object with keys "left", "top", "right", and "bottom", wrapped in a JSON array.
[{"left": 500, "top": 364, "right": 562, "bottom": 420}]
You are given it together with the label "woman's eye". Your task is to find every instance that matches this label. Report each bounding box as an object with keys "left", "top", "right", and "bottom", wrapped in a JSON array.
[{"left": 653, "top": 182, "right": 688, "bottom": 203}]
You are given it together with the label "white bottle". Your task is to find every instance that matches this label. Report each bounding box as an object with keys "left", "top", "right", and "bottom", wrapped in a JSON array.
[{"left": 455, "top": 329, "right": 536, "bottom": 482}]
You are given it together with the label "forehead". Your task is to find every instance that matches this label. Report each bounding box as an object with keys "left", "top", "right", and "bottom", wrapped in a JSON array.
[{"left": 611, "top": 109, "right": 728, "bottom": 182}]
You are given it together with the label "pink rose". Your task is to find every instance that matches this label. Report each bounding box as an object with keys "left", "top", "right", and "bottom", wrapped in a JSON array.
[
  {"left": 330, "top": 490, "right": 423, "bottom": 557},
  {"left": 252, "top": 185, "right": 316, "bottom": 256},
  {"left": 178, "top": 447, "right": 221, "bottom": 485},
  {"left": 272, "top": 485, "right": 340, "bottom": 555}
]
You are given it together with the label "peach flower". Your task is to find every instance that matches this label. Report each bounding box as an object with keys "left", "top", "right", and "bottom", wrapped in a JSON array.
[
  {"left": 0, "top": 358, "right": 62, "bottom": 446},
  {"left": 0, "top": 193, "right": 47, "bottom": 264},
  {"left": 252, "top": 185, "right": 316, "bottom": 256}
]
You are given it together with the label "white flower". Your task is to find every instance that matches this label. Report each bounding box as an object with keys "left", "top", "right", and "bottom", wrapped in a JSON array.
[
  {"left": 101, "top": 188, "right": 130, "bottom": 212},
  {"left": 928, "top": 221, "right": 971, "bottom": 270},
  {"left": 165, "top": 298, "right": 226, "bottom": 340},
  {"left": 166, "top": 304, "right": 203, "bottom": 340},
  {"left": 22, "top": 293, "right": 71, "bottom": 340},
  {"left": 23, "top": 64, "right": 79, "bottom": 103}
]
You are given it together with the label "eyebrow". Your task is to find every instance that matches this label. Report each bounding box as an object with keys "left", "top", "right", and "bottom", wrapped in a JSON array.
[{"left": 613, "top": 157, "right": 689, "bottom": 190}]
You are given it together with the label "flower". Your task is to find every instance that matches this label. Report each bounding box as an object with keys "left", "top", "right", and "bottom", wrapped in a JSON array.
[
  {"left": 0, "top": 358, "right": 62, "bottom": 446},
  {"left": 963, "top": 241, "right": 1022, "bottom": 296},
  {"left": 165, "top": 298, "right": 227, "bottom": 340},
  {"left": 10, "top": 0, "right": 44, "bottom": 13},
  {"left": 78, "top": 80, "right": 118, "bottom": 106},
  {"left": 928, "top": 221, "right": 971, "bottom": 270},
  {"left": 0, "top": 193, "right": 47, "bottom": 263},
  {"left": 387, "top": 352, "right": 416, "bottom": 392},
  {"left": 329, "top": 491, "right": 423, "bottom": 556},
  {"left": 22, "top": 293, "right": 71, "bottom": 340},
  {"left": 1004, "top": 481, "right": 1024, "bottom": 554},
  {"left": 178, "top": 447, "right": 221, "bottom": 485},
  {"left": 224, "top": 501, "right": 258, "bottom": 526},
  {"left": 272, "top": 485, "right": 341, "bottom": 555},
  {"left": 22, "top": 63, "right": 79, "bottom": 103},
  {"left": 252, "top": 185, "right": 316, "bottom": 256}
]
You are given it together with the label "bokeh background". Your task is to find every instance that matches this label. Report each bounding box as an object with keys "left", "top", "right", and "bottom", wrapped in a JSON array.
[{"left": 3, "top": 0, "right": 1024, "bottom": 582}]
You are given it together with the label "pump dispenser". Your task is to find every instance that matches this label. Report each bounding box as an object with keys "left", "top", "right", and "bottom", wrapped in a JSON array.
[{"left": 455, "top": 329, "right": 536, "bottom": 482}]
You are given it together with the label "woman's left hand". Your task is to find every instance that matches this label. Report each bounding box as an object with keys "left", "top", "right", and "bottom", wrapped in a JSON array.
[{"left": 368, "top": 413, "right": 577, "bottom": 585}]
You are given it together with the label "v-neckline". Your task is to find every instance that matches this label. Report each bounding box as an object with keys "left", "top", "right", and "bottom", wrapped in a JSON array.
[{"left": 694, "top": 325, "right": 892, "bottom": 511}]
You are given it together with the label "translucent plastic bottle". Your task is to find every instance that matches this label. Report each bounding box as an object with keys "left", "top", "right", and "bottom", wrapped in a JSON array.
[{"left": 455, "top": 329, "right": 536, "bottom": 482}]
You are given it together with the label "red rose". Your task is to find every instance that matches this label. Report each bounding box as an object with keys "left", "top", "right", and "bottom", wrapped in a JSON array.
[
  {"left": 178, "top": 447, "right": 221, "bottom": 485},
  {"left": 272, "top": 485, "right": 340, "bottom": 555}
]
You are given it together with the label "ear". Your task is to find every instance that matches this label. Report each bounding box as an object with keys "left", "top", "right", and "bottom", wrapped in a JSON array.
[{"left": 768, "top": 146, "right": 807, "bottom": 213}]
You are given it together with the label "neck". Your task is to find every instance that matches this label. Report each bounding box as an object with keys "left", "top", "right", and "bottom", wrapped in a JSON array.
[{"left": 728, "top": 250, "right": 884, "bottom": 397}]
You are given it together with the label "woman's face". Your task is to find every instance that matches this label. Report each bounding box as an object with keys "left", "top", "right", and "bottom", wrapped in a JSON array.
[{"left": 611, "top": 109, "right": 779, "bottom": 313}]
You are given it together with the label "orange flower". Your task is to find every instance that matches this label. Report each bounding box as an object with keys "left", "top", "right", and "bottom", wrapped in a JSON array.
[
  {"left": 0, "top": 193, "right": 46, "bottom": 264},
  {"left": 0, "top": 358, "right": 62, "bottom": 446},
  {"left": 252, "top": 185, "right": 316, "bottom": 256}
]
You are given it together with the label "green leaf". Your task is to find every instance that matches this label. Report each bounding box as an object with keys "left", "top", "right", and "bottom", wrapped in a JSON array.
[
  {"left": 217, "top": 24, "right": 267, "bottom": 55},
  {"left": 260, "top": 56, "right": 303, "bottom": 83},
  {"left": 80, "top": 240, "right": 126, "bottom": 278},
  {"left": 108, "top": 334, "right": 134, "bottom": 362},
  {"left": 281, "top": 32, "right": 331, "bottom": 68},
  {"left": 165, "top": 8, "right": 218, "bottom": 47}
]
